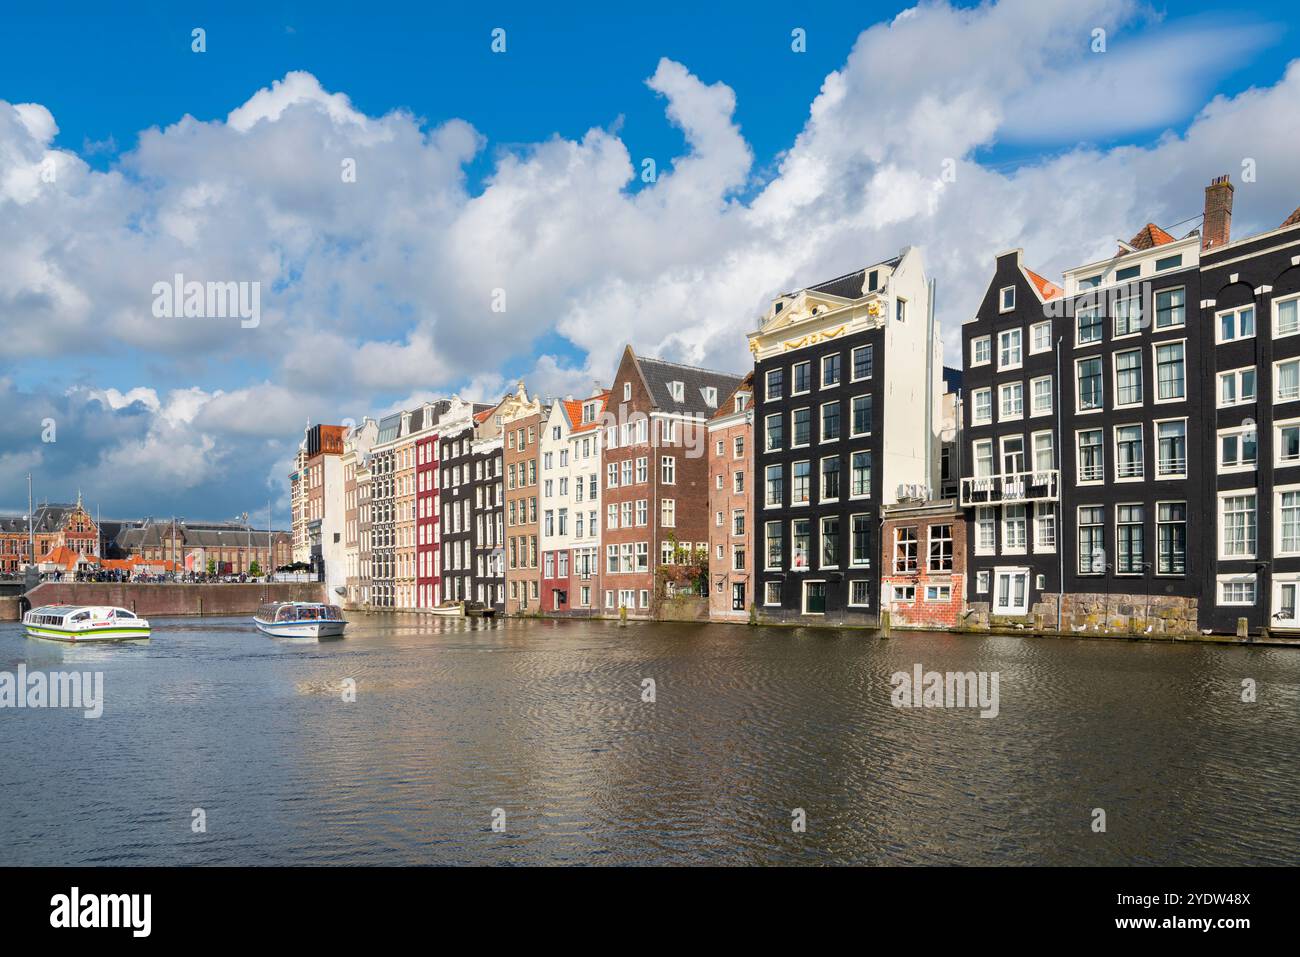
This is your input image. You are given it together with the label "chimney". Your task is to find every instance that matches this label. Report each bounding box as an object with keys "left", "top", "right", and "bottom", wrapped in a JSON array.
[{"left": 1203, "top": 174, "right": 1234, "bottom": 250}]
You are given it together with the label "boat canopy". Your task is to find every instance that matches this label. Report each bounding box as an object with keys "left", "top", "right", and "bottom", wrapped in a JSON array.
[{"left": 257, "top": 602, "right": 344, "bottom": 622}]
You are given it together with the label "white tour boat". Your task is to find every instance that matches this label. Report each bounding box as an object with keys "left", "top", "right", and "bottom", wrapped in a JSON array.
[
  {"left": 254, "top": 601, "right": 347, "bottom": 639},
  {"left": 23, "top": 604, "right": 151, "bottom": 642}
]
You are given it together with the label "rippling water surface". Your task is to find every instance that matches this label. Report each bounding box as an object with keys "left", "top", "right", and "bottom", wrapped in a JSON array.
[{"left": 1, "top": 614, "right": 1298, "bottom": 865}]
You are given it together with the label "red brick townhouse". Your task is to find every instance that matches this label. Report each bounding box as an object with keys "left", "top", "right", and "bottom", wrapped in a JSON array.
[
  {"left": 879, "top": 496, "right": 967, "bottom": 630},
  {"left": 602, "top": 345, "right": 743, "bottom": 617}
]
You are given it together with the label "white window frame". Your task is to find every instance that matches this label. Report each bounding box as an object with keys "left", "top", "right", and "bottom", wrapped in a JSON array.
[
  {"left": 820, "top": 353, "right": 841, "bottom": 390},
  {"left": 1218, "top": 366, "right": 1258, "bottom": 408},
  {"left": 974, "top": 507, "right": 995, "bottom": 556},
  {"left": 1033, "top": 505, "right": 1056, "bottom": 553},
  {"left": 765, "top": 368, "right": 782, "bottom": 402},
  {"left": 1075, "top": 428, "right": 1104, "bottom": 485},
  {"left": 1000, "top": 504, "right": 1028, "bottom": 555},
  {"left": 924, "top": 584, "right": 952, "bottom": 602},
  {"left": 1154, "top": 285, "right": 1187, "bottom": 330},
  {"left": 999, "top": 285, "right": 1016, "bottom": 313},
  {"left": 1276, "top": 417, "right": 1300, "bottom": 469},
  {"left": 1218, "top": 424, "right": 1259, "bottom": 474},
  {"left": 1112, "top": 348, "right": 1143, "bottom": 409},
  {"left": 1153, "top": 417, "right": 1188, "bottom": 480},
  {"left": 851, "top": 344, "right": 874, "bottom": 382},
  {"left": 764, "top": 581, "right": 781, "bottom": 606},
  {"left": 847, "top": 580, "right": 871, "bottom": 607},
  {"left": 971, "top": 387, "right": 993, "bottom": 426},
  {"left": 1216, "top": 573, "right": 1257, "bottom": 607},
  {"left": 1031, "top": 429, "right": 1054, "bottom": 473},
  {"left": 1029, "top": 321, "right": 1052, "bottom": 355},
  {"left": 791, "top": 407, "right": 811, "bottom": 448},
  {"left": 1274, "top": 483, "right": 1300, "bottom": 558},
  {"left": 971, "top": 336, "right": 991, "bottom": 367},
  {"left": 998, "top": 328, "right": 1023, "bottom": 371},
  {"left": 820, "top": 400, "right": 841, "bottom": 443},
  {"left": 791, "top": 360, "right": 812, "bottom": 396},
  {"left": 1074, "top": 355, "right": 1104, "bottom": 414},
  {"left": 1029, "top": 375, "right": 1053, "bottom": 417},
  {"left": 1216, "top": 304, "right": 1256, "bottom": 345},
  {"left": 998, "top": 381, "right": 1024, "bottom": 422},
  {"left": 1275, "top": 292, "right": 1300, "bottom": 341},
  {"left": 1218, "top": 490, "right": 1258, "bottom": 561},
  {"left": 1113, "top": 423, "right": 1145, "bottom": 483},
  {"left": 1274, "top": 357, "right": 1300, "bottom": 405},
  {"left": 1152, "top": 338, "right": 1187, "bottom": 405}
]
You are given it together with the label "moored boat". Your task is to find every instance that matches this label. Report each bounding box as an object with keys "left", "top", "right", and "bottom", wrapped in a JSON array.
[
  {"left": 429, "top": 601, "right": 465, "bottom": 617},
  {"left": 254, "top": 601, "right": 347, "bottom": 639},
  {"left": 23, "top": 604, "right": 151, "bottom": 642}
]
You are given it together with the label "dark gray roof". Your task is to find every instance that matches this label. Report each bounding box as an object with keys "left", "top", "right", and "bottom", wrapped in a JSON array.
[
  {"left": 377, "top": 413, "right": 401, "bottom": 444},
  {"left": 115, "top": 522, "right": 289, "bottom": 550},
  {"left": 806, "top": 256, "right": 901, "bottom": 299},
  {"left": 637, "top": 355, "right": 744, "bottom": 419},
  {"left": 0, "top": 503, "right": 81, "bottom": 534}
]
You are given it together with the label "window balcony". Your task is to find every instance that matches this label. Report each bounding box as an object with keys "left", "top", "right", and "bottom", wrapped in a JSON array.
[{"left": 961, "top": 470, "right": 1060, "bottom": 507}]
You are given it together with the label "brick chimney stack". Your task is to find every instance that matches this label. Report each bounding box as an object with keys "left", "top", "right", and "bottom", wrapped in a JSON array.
[{"left": 1202, "top": 174, "right": 1234, "bottom": 250}]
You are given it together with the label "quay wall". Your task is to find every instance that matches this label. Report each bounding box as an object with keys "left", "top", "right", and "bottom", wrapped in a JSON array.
[{"left": 3, "top": 582, "right": 326, "bottom": 620}]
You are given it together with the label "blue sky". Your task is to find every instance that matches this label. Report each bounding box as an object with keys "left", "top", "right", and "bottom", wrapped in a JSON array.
[{"left": 1, "top": 0, "right": 1298, "bottom": 522}]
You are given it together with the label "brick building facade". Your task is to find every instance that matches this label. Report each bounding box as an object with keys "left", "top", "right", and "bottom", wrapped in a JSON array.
[
  {"left": 879, "top": 499, "right": 967, "bottom": 630},
  {"left": 707, "top": 374, "right": 754, "bottom": 621}
]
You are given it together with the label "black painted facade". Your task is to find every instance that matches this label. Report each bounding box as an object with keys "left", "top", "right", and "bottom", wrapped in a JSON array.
[
  {"left": 961, "top": 246, "right": 1208, "bottom": 621},
  {"left": 753, "top": 325, "right": 884, "bottom": 625},
  {"left": 439, "top": 424, "right": 475, "bottom": 602},
  {"left": 1201, "top": 221, "right": 1300, "bottom": 633},
  {"left": 470, "top": 440, "right": 505, "bottom": 611}
]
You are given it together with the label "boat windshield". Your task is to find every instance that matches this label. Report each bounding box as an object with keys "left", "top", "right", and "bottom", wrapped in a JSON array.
[
  {"left": 117, "top": 610, "right": 136, "bottom": 619},
  {"left": 275, "top": 605, "right": 295, "bottom": 622}
]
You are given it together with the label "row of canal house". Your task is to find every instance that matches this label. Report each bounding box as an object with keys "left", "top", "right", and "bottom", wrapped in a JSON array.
[
  {"left": 962, "top": 175, "right": 1300, "bottom": 637},
  {"left": 312, "top": 172, "right": 1300, "bottom": 636}
]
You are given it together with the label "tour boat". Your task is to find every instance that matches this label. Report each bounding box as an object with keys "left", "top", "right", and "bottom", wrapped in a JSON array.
[
  {"left": 23, "top": 604, "right": 151, "bottom": 642},
  {"left": 253, "top": 601, "right": 347, "bottom": 639}
]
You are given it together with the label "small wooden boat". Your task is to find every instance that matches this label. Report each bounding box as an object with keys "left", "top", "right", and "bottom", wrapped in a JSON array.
[
  {"left": 254, "top": 601, "right": 347, "bottom": 639},
  {"left": 23, "top": 604, "right": 151, "bottom": 642},
  {"left": 429, "top": 601, "right": 465, "bottom": 618}
]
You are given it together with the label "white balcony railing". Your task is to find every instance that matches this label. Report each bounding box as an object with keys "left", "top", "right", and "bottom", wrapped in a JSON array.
[{"left": 960, "top": 470, "right": 1060, "bottom": 507}]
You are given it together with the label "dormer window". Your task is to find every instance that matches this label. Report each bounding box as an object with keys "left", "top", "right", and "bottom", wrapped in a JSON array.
[
  {"left": 669, "top": 381, "right": 685, "bottom": 403},
  {"left": 868, "top": 270, "right": 879, "bottom": 291},
  {"left": 702, "top": 386, "right": 717, "bottom": 407},
  {"left": 735, "top": 394, "right": 749, "bottom": 412},
  {"left": 582, "top": 402, "right": 595, "bottom": 424},
  {"left": 999, "top": 286, "right": 1016, "bottom": 312}
]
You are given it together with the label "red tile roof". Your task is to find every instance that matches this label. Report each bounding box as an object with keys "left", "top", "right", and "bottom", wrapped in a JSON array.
[
  {"left": 567, "top": 391, "right": 610, "bottom": 434},
  {"left": 1024, "top": 268, "right": 1063, "bottom": 301},
  {"left": 1127, "top": 223, "right": 1176, "bottom": 251},
  {"left": 1282, "top": 206, "right": 1300, "bottom": 229}
]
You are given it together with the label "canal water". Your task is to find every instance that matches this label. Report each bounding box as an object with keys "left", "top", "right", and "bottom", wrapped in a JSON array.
[{"left": 1, "top": 615, "right": 1297, "bottom": 865}]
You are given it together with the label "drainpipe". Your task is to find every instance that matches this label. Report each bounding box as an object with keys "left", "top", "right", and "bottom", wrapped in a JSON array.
[
  {"left": 925, "top": 278, "right": 937, "bottom": 490},
  {"left": 1056, "top": 334, "right": 1064, "bottom": 632}
]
